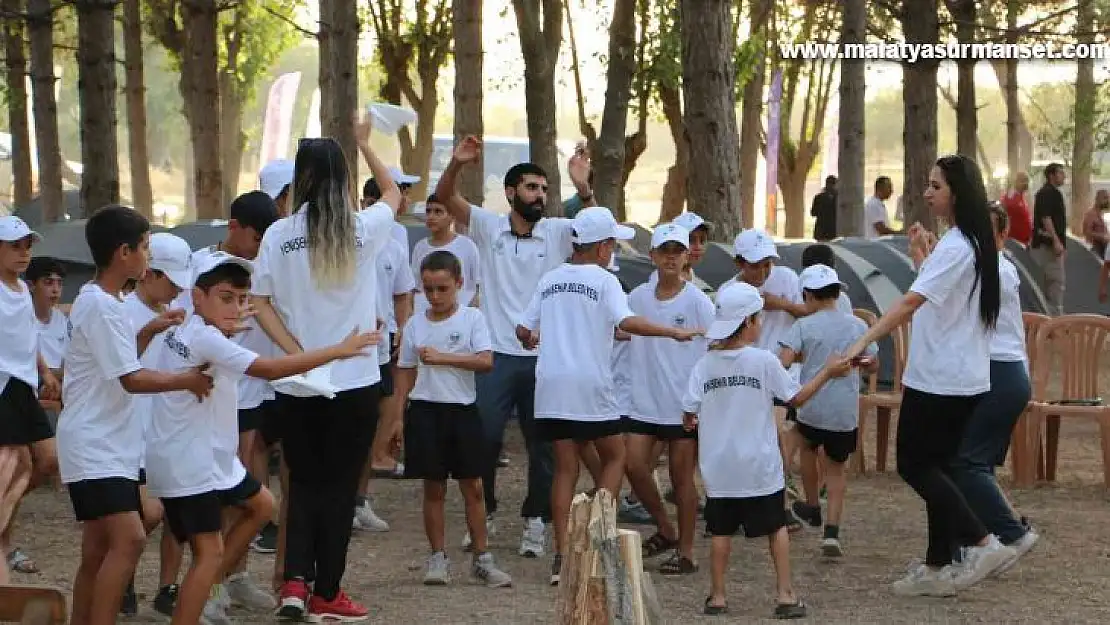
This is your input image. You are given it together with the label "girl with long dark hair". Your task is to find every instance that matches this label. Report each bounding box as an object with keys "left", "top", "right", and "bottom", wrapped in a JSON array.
[{"left": 841, "top": 155, "right": 1016, "bottom": 597}]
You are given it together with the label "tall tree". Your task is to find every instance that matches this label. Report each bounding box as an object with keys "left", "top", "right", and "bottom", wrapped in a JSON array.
[
  {"left": 899, "top": 0, "right": 939, "bottom": 230},
  {"left": 320, "top": 0, "right": 358, "bottom": 187},
  {"left": 27, "top": 0, "right": 61, "bottom": 221},
  {"left": 2, "top": 0, "right": 33, "bottom": 208},
  {"left": 680, "top": 0, "right": 741, "bottom": 240},
  {"left": 182, "top": 0, "right": 222, "bottom": 219},
  {"left": 945, "top": 0, "right": 978, "bottom": 158},
  {"left": 75, "top": 0, "right": 121, "bottom": 215},
  {"left": 512, "top": 0, "right": 564, "bottom": 212},
  {"left": 1071, "top": 0, "right": 1096, "bottom": 231},
  {"left": 737, "top": 0, "right": 771, "bottom": 229},
  {"left": 367, "top": 0, "right": 453, "bottom": 200},
  {"left": 122, "top": 0, "right": 153, "bottom": 217},
  {"left": 651, "top": 1, "right": 688, "bottom": 224},
  {"left": 837, "top": 0, "right": 865, "bottom": 237},
  {"left": 452, "top": 0, "right": 484, "bottom": 206}
]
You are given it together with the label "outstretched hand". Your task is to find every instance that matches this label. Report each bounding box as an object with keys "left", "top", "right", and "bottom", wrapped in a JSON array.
[
  {"left": 454, "top": 136, "right": 482, "bottom": 165},
  {"left": 338, "top": 327, "right": 382, "bottom": 358}
]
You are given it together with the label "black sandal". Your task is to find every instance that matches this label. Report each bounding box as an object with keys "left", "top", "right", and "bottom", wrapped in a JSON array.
[
  {"left": 703, "top": 597, "right": 728, "bottom": 615},
  {"left": 774, "top": 601, "right": 807, "bottom": 619},
  {"left": 659, "top": 552, "right": 698, "bottom": 575},
  {"left": 641, "top": 532, "right": 678, "bottom": 558}
]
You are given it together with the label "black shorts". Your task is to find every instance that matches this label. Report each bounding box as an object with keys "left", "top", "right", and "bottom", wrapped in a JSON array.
[
  {"left": 773, "top": 398, "right": 797, "bottom": 422},
  {"left": 704, "top": 490, "right": 788, "bottom": 538},
  {"left": 796, "top": 421, "right": 858, "bottom": 464},
  {"left": 67, "top": 477, "right": 141, "bottom": 522},
  {"left": 259, "top": 398, "right": 286, "bottom": 447},
  {"left": 537, "top": 417, "right": 623, "bottom": 442},
  {"left": 238, "top": 405, "right": 266, "bottom": 433},
  {"left": 138, "top": 468, "right": 147, "bottom": 485},
  {"left": 404, "top": 400, "right": 485, "bottom": 480},
  {"left": 379, "top": 363, "right": 394, "bottom": 397},
  {"left": 0, "top": 378, "right": 54, "bottom": 446},
  {"left": 621, "top": 416, "right": 696, "bottom": 440},
  {"left": 161, "top": 474, "right": 263, "bottom": 543}
]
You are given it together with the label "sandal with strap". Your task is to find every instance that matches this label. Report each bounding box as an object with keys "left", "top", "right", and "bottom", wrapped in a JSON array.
[
  {"left": 703, "top": 596, "right": 728, "bottom": 615},
  {"left": 774, "top": 601, "right": 807, "bottom": 620},
  {"left": 7, "top": 548, "right": 39, "bottom": 574},
  {"left": 659, "top": 551, "right": 698, "bottom": 576},
  {"left": 641, "top": 532, "right": 678, "bottom": 558}
]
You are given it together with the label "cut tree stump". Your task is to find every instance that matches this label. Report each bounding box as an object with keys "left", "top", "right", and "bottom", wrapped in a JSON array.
[
  {"left": 555, "top": 491, "right": 662, "bottom": 625},
  {"left": 0, "top": 585, "right": 67, "bottom": 624}
]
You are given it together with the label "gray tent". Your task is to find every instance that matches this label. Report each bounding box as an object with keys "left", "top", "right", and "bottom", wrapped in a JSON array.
[{"left": 12, "top": 190, "right": 82, "bottom": 227}]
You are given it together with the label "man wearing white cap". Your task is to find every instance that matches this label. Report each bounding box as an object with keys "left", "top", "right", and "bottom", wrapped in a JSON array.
[
  {"left": 363, "top": 167, "right": 420, "bottom": 251},
  {"left": 259, "top": 159, "right": 295, "bottom": 217},
  {"left": 516, "top": 206, "right": 702, "bottom": 585}
]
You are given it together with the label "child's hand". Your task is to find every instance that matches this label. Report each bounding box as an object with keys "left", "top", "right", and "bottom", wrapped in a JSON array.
[
  {"left": 184, "top": 365, "right": 214, "bottom": 401},
  {"left": 682, "top": 412, "right": 698, "bottom": 432},
  {"left": 516, "top": 325, "right": 540, "bottom": 350},
  {"left": 338, "top": 327, "right": 381, "bottom": 357},
  {"left": 418, "top": 346, "right": 444, "bottom": 365},
  {"left": 670, "top": 328, "right": 704, "bottom": 342},
  {"left": 39, "top": 370, "right": 60, "bottom": 401},
  {"left": 146, "top": 309, "right": 185, "bottom": 335},
  {"left": 826, "top": 354, "right": 853, "bottom": 378}
]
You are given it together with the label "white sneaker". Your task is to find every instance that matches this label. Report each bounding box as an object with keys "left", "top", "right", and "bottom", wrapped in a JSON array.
[
  {"left": 519, "top": 517, "right": 546, "bottom": 558},
  {"left": 820, "top": 537, "right": 843, "bottom": 558},
  {"left": 472, "top": 552, "right": 512, "bottom": 588},
  {"left": 951, "top": 535, "right": 1017, "bottom": 589},
  {"left": 462, "top": 515, "right": 496, "bottom": 552},
  {"left": 202, "top": 585, "right": 233, "bottom": 625},
  {"left": 423, "top": 551, "right": 450, "bottom": 586},
  {"left": 225, "top": 572, "right": 276, "bottom": 610},
  {"left": 993, "top": 530, "right": 1040, "bottom": 576},
  {"left": 892, "top": 564, "right": 957, "bottom": 597},
  {"left": 352, "top": 501, "right": 390, "bottom": 532}
]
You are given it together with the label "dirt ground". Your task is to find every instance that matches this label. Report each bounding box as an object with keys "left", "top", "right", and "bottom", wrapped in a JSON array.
[{"left": 8, "top": 417, "right": 1110, "bottom": 625}]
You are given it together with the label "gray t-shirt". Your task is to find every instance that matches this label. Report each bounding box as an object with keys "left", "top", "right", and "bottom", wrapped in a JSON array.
[{"left": 780, "top": 308, "right": 877, "bottom": 432}]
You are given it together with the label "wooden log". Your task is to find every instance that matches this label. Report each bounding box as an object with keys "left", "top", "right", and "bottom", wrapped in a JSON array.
[{"left": 0, "top": 585, "right": 67, "bottom": 624}]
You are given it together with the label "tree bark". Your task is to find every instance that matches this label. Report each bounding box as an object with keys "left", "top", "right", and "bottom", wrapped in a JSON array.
[
  {"left": 680, "top": 0, "right": 741, "bottom": 241},
  {"left": 75, "top": 0, "right": 121, "bottom": 215},
  {"left": 657, "top": 85, "right": 688, "bottom": 224},
  {"left": 946, "top": 0, "right": 977, "bottom": 158},
  {"left": 122, "top": 0, "right": 153, "bottom": 217},
  {"left": 592, "top": 0, "right": 636, "bottom": 216},
  {"left": 317, "top": 0, "right": 333, "bottom": 139},
  {"left": 321, "top": 0, "right": 359, "bottom": 187},
  {"left": 28, "top": 0, "right": 62, "bottom": 222},
  {"left": 1003, "top": 0, "right": 1021, "bottom": 178},
  {"left": 219, "top": 70, "right": 245, "bottom": 206},
  {"left": 183, "top": 0, "right": 222, "bottom": 219},
  {"left": 738, "top": 0, "right": 770, "bottom": 229},
  {"left": 398, "top": 91, "right": 439, "bottom": 199},
  {"left": 1071, "top": 0, "right": 1095, "bottom": 232},
  {"left": 900, "top": 0, "right": 939, "bottom": 230},
  {"left": 453, "top": 0, "right": 484, "bottom": 206},
  {"left": 512, "top": 0, "right": 564, "bottom": 213},
  {"left": 2, "top": 0, "right": 33, "bottom": 208},
  {"left": 837, "top": 0, "right": 866, "bottom": 237}
]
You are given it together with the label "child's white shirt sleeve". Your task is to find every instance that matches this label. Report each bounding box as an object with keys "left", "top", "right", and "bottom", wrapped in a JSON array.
[
  {"left": 392, "top": 246, "right": 417, "bottom": 295},
  {"left": 469, "top": 310, "right": 493, "bottom": 353},
  {"left": 397, "top": 317, "right": 419, "bottom": 369},
  {"left": 602, "top": 273, "right": 635, "bottom": 327},
  {"left": 86, "top": 308, "right": 142, "bottom": 381},
  {"left": 192, "top": 325, "right": 259, "bottom": 377},
  {"left": 681, "top": 357, "right": 706, "bottom": 414},
  {"left": 764, "top": 351, "right": 801, "bottom": 403}
]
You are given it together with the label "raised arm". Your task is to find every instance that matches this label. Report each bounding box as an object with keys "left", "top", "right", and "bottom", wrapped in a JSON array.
[
  {"left": 355, "top": 113, "right": 401, "bottom": 212},
  {"left": 434, "top": 136, "right": 482, "bottom": 226}
]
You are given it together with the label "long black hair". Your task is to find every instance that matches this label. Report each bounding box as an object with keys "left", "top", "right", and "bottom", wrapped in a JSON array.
[{"left": 935, "top": 155, "right": 1000, "bottom": 329}]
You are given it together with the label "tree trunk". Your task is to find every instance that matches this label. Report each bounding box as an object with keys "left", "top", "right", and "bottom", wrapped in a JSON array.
[
  {"left": 592, "top": 0, "right": 637, "bottom": 215},
  {"left": 2, "top": 0, "right": 33, "bottom": 208},
  {"left": 317, "top": 0, "right": 333, "bottom": 139},
  {"left": 657, "top": 85, "right": 688, "bottom": 224},
  {"left": 321, "top": 0, "right": 359, "bottom": 187},
  {"left": 512, "top": 0, "right": 564, "bottom": 212},
  {"left": 399, "top": 91, "right": 439, "bottom": 200},
  {"left": 946, "top": 0, "right": 977, "bottom": 158},
  {"left": 121, "top": 0, "right": 152, "bottom": 217},
  {"left": 219, "top": 72, "right": 245, "bottom": 207},
  {"left": 738, "top": 0, "right": 770, "bottom": 229},
  {"left": 452, "top": 0, "right": 484, "bottom": 206},
  {"left": 837, "top": 0, "right": 866, "bottom": 237},
  {"left": 75, "top": 0, "right": 121, "bottom": 215},
  {"left": 28, "top": 0, "right": 62, "bottom": 222},
  {"left": 1071, "top": 0, "right": 1095, "bottom": 232},
  {"left": 1003, "top": 0, "right": 1021, "bottom": 178},
  {"left": 900, "top": 0, "right": 939, "bottom": 230},
  {"left": 780, "top": 168, "right": 808, "bottom": 238},
  {"left": 680, "top": 0, "right": 741, "bottom": 241},
  {"left": 183, "top": 0, "right": 223, "bottom": 219}
]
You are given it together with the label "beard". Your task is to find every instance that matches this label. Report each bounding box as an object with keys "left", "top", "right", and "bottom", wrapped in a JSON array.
[{"left": 512, "top": 194, "right": 545, "bottom": 223}]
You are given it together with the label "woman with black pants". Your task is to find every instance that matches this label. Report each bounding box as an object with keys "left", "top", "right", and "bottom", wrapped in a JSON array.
[
  {"left": 252, "top": 115, "right": 400, "bottom": 622},
  {"left": 842, "top": 155, "right": 1016, "bottom": 597}
]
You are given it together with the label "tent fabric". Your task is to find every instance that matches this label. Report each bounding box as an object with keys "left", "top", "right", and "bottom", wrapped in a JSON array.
[{"left": 13, "top": 190, "right": 82, "bottom": 227}]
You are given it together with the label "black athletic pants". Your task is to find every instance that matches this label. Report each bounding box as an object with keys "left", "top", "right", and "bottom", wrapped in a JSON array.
[{"left": 278, "top": 384, "right": 381, "bottom": 600}]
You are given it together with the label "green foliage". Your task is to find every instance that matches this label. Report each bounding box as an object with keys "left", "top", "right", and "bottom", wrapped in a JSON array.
[
  {"left": 1026, "top": 79, "right": 1110, "bottom": 166},
  {"left": 220, "top": 1, "right": 302, "bottom": 106}
]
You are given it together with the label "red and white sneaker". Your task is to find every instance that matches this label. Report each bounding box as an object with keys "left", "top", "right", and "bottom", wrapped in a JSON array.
[
  {"left": 275, "top": 579, "right": 310, "bottom": 621},
  {"left": 307, "top": 590, "right": 369, "bottom": 622}
]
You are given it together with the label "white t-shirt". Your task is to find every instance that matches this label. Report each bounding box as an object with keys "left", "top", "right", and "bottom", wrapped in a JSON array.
[
  {"left": 252, "top": 202, "right": 395, "bottom": 392},
  {"left": 628, "top": 282, "right": 713, "bottom": 426},
  {"left": 0, "top": 279, "right": 40, "bottom": 392},
  {"left": 904, "top": 228, "right": 991, "bottom": 395},
  {"left": 836, "top": 291, "right": 853, "bottom": 316},
  {"left": 121, "top": 293, "right": 161, "bottom": 469},
  {"left": 682, "top": 346, "right": 799, "bottom": 498},
  {"left": 376, "top": 238, "right": 417, "bottom": 366},
  {"left": 469, "top": 206, "right": 574, "bottom": 356},
  {"left": 521, "top": 263, "right": 634, "bottom": 422},
  {"left": 611, "top": 338, "right": 632, "bottom": 417},
  {"left": 36, "top": 307, "right": 71, "bottom": 371},
  {"left": 392, "top": 221, "right": 409, "bottom": 251},
  {"left": 719, "top": 266, "right": 802, "bottom": 382},
  {"left": 397, "top": 306, "right": 492, "bottom": 405},
  {"left": 990, "top": 254, "right": 1026, "bottom": 363},
  {"left": 864, "top": 196, "right": 890, "bottom": 240},
  {"left": 145, "top": 315, "right": 257, "bottom": 498},
  {"left": 411, "top": 234, "right": 481, "bottom": 313},
  {"left": 57, "top": 284, "right": 144, "bottom": 483}
]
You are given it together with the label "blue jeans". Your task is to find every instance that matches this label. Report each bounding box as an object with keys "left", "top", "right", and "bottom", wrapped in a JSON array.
[
  {"left": 947, "top": 359, "right": 1030, "bottom": 545},
  {"left": 476, "top": 352, "right": 553, "bottom": 522}
]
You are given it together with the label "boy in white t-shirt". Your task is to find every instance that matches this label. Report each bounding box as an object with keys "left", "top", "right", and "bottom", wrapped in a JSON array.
[
  {"left": 682, "top": 281, "right": 851, "bottom": 619},
  {"left": 396, "top": 250, "right": 512, "bottom": 589},
  {"left": 516, "top": 206, "right": 702, "bottom": 585},
  {"left": 146, "top": 252, "right": 380, "bottom": 625},
  {"left": 625, "top": 224, "right": 713, "bottom": 575},
  {"left": 25, "top": 256, "right": 70, "bottom": 380},
  {"left": 411, "top": 194, "right": 481, "bottom": 312},
  {"left": 56, "top": 205, "right": 214, "bottom": 625}
]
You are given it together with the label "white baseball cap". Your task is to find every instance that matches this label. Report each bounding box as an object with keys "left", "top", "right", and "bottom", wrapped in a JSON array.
[
  {"left": 571, "top": 207, "right": 636, "bottom": 245},
  {"left": 148, "top": 233, "right": 193, "bottom": 289},
  {"left": 651, "top": 223, "right": 690, "bottom": 250},
  {"left": 192, "top": 251, "right": 254, "bottom": 282},
  {"left": 706, "top": 281, "right": 764, "bottom": 341},
  {"left": 259, "top": 159, "right": 295, "bottom": 200},
  {"left": 733, "top": 229, "right": 779, "bottom": 262},
  {"left": 799, "top": 264, "right": 847, "bottom": 291},
  {"left": 388, "top": 166, "right": 421, "bottom": 185},
  {"left": 0, "top": 216, "right": 41, "bottom": 243},
  {"left": 672, "top": 211, "right": 711, "bottom": 232}
]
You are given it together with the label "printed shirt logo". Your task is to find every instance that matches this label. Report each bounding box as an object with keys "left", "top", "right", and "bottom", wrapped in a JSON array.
[
  {"left": 673, "top": 314, "right": 686, "bottom": 328},
  {"left": 281, "top": 235, "right": 364, "bottom": 255},
  {"left": 448, "top": 331, "right": 462, "bottom": 347},
  {"left": 703, "top": 374, "right": 761, "bottom": 393},
  {"left": 541, "top": 282, "right": 600, "bottom": 302},
  {"left": 163, "top": 329, "right": 191, "bottom": 361},
  {"left": 492, "top": 239, "right": 506, "bottom": 254}
]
